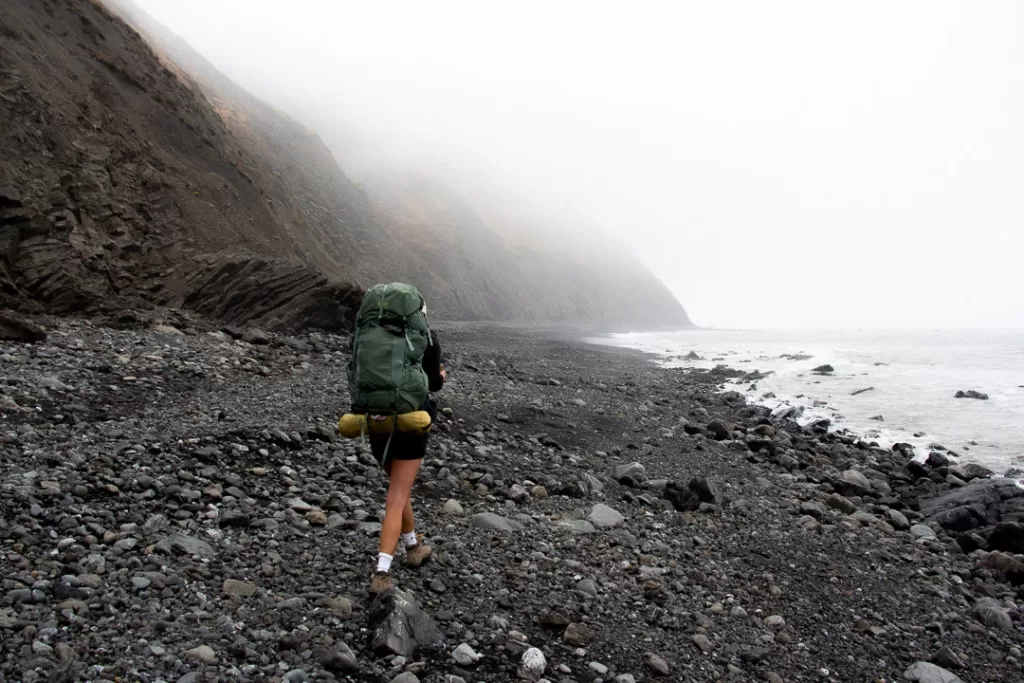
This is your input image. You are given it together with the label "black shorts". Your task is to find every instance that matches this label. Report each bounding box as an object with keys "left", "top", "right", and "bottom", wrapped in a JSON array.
[{"left": 368, "top": 399, "right": 436, "bottom": 464}]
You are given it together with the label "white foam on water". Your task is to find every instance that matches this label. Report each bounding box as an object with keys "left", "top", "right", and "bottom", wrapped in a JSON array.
[{"left": 589, "top": 328, "right": 1024, "bottom": 473}]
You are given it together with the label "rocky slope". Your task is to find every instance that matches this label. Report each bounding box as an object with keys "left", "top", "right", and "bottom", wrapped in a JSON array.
[{"left": 1, "top": 317, "right": 1022, "bottom": 683}]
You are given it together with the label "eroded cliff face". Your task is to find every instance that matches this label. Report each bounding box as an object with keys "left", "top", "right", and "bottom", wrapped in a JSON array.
[
  {"left": 0, "top": 0, "right": 691, "bottom": 330},
  {"left": 0, "top": 0, "right": 364, "bottom": 330}
]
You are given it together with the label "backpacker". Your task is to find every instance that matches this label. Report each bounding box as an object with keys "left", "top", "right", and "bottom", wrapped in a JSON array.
[{"left": 347, "top": 283, "right": 431, "bottom": 415}]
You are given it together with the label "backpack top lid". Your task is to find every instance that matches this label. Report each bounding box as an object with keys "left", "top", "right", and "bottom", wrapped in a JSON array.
[{"left": 357, "top": 283, "right": 425, "bottom": 322}]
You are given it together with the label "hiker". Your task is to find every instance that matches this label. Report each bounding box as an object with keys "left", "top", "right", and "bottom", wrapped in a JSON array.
[{"left": 344, "top": 284, "right": 445, "bottom": 594}]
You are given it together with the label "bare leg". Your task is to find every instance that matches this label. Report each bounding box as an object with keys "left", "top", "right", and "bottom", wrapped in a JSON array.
[
  {"left": 378, "top": 458, "right": 423, "bottom": 556},
  {"left": 402, "top": 499, "right": 415, "bottom": 535}
]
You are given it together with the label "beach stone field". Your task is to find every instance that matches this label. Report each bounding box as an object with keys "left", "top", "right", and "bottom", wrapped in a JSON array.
[{"left": 1, "top": 315, "right": 1023, "bottom": 683}]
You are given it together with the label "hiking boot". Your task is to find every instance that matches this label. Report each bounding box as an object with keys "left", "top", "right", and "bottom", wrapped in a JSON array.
[
  {"left": 369, "top": 571, "right": 393, "bottom": 594},
  {"left": 405, "top": 542, "right": 433, "bottom": 568}
]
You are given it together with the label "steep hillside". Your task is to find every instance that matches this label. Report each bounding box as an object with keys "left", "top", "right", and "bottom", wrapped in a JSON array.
[
  {"left": 104, "top": 0, "right": 693, "bottom": 328},
  {"left": 1, "top": 0, "right": 692, "bottom": 329},
  {"left": 0, "top": 0, "right": 365, "bottom": 329}
]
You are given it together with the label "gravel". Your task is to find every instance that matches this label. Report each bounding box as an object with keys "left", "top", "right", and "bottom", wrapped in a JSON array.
[{"left": 0, "top": 318, "right": 1022, "bottom": 682}]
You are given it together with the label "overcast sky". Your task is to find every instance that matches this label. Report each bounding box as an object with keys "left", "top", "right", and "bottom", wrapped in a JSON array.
[{"left": 132, "top": 0, "right": 1022, "bottom": 329}]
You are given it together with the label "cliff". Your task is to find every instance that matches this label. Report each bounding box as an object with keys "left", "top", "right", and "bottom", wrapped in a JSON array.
[{"left": 0, "top": 0, "right": 692, "bottom": 330}]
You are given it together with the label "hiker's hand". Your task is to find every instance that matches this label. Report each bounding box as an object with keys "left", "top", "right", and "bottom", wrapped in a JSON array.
[{"left": 440, "top": 369, "right": 447, "bottom": 381}]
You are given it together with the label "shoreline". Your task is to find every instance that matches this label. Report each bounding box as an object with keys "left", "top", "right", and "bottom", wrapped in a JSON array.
[
  {"left": 585, "top": 328, "right": 1023, "bottom": 477},
  {"left": 1, "top": 316, "right": 1022, "bottom": 682}
]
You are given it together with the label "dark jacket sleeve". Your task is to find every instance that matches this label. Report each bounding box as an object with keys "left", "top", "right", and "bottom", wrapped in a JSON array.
[{"left": 422, "top": 331, "right": 444, "bottom": 392}]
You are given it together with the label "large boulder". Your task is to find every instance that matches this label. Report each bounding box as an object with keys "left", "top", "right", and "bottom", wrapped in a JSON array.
[
  {"left": 988, "top": 521, "right": 1024, "bottom": 554},
  {"left": 0, "top": 311, "right": 46, "bottom": 343},
  {"left": 920, "top": 479, "right": 1024, "bottom": 534},
  {"left": 368, "top": 589, "right": 443, "bottom": 657},
  {"left": 835, "top": 469, "right": 872, "bottom": 497}
]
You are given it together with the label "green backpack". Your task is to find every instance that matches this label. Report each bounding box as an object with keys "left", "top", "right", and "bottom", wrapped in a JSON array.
[{"left": 348, "top": 283, "right": 431, "bottom": 415}]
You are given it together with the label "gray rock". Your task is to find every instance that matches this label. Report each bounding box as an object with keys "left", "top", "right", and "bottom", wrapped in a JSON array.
[
  {"left": 563, "top": 622, "right": 591, "bottom": 646},
  {"left": 369, "top": 589, "right": 443, "bottom": 657},
  {"left": 555, "top": 519, "right": 597, "bottom": 534},
  {"left": 974, "top": 598, "right": 1013, "bottom": 630},
  {"left": 589, "top": 661, "right": 609, "bottom": 675},
  {"left": 903, "top": 661, "right": 965, "bottom": 683},
  {"left": 519, "top": 647, "right": 547, "bottom": 682},
  {"left": 887, "top": 509, "right": 910, "bottom": 530},
  {"left": 586, "top": 503, "right": 625, "bottom": 529},
  {"left": 154, "top": 534, "right": 216, "bottom": 558},
  {"left": 825, "top": 493, "right": 857, "bottom": 514},
  {"left": 508, "top": 484, "right": 530, "bottom": 503},
  {"left": 614, "top": 462, "right": 646, "bottom": 482},
  {"left": 389, "top": 673, "right": 421, "bottom": 683},
  {"left": 222, "top": 579, "right": 257, "bottom": 597},
  {"left": 920, "top": 478, "right": 1024, "bottom": 532},
  {"left": 39, "top": 376, "right": 69, "bottom": 391},
  {"left": 442, "top": 499, "right": 464, "bottom": 515},
  {"left": 706, "top": 419, "right": 731, "bottom": 440},
  {"left": 837, "top": 469, "right": 871, "bottom": 495},
  {"left": 692, "top": 634, "right": 713, "bottom": 652},
  {"left": 451, "top": 643, "right": 481, "bottom": 666},
  {"left": 800, "top": 501, "right": 828, "bottom": 521},
  {"left": 644, "top": 652, "right": 671, "bottom": 676},
  {"left": 580, "top": 472, "right": 605, "bottom": 494},
  {"left": 910, "top": 524, "right": 937, "bottom": 540},
  {"left": 185, "top": 645, "right": 217, "bottom": 664},
  {"left": 469, "top": 512, "right": 523, "bottom": 532},
  {"left": 318, "top": 643, "right": 359, "bottom": 673}
]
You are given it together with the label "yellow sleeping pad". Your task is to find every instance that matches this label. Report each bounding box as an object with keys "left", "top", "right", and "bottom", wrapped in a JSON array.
[{"left": 338, "top": 411, "right": 433, "bottom": 438}]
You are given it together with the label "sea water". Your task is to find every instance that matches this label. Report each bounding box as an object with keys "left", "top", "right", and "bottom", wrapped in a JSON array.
[{"left": 590, "top": 329, "right": 1024, "bottom": 473}]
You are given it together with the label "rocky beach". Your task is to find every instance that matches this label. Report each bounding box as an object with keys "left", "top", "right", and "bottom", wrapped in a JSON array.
[{"left": 2, "top": 314, "right": 1024, "bottom": 683}]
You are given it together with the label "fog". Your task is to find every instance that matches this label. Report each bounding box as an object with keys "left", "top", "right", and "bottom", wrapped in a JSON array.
[{"left": 132, "top": 0, "right": 1023, "bottom": 330}]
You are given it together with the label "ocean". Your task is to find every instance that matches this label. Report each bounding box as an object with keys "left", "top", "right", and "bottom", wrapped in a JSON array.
[{"left": 590, "top": 329, "right": 1024, "bottom": 474}]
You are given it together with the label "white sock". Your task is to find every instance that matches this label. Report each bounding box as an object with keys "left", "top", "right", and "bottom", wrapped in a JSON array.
[
  {"left": 377, "top": 552, "right": 393, "bottom": 573},
  {"left": 401, "top": 531, "right": 418, "bottom": 548}
]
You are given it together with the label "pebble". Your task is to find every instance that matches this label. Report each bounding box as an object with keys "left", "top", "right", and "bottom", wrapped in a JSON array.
[
  {"left": 185, "top": 645, "right": 217, "bottom": 664},
  {"left": 452, "top": 643, "right": 481, "bottom": 666},
  {"left": 442, "top": 499, "right": 465, "bottom": 515}
]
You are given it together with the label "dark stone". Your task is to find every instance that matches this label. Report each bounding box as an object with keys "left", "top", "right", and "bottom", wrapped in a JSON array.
[
  {"left": 926, "top": 452, "right": 950, "bottom": 469},
  {"left": 955, "top": 390, "right": 989, "bottom": 400},
  {"left": 218, "top": 511, "right": 251, "bottom": 528},
  {"left": 988, "top": 522, "right": 1024, "bottom": 554},
  {"left": 153, "top": 533, "right": 216, "bottom": 558},
  {"left": 961, "top": 463, "right": 994, "bottom": 481},
  {"left": 0, "top": 311, "right": 46, "bottom": 343},
  {"left": 892, "top": 442, "right": 916, "bottom": 458},
  {"left": 368, "top": 589, "right": 442, "bottom": 657},
  {"left": 921, "top": 479, "right": 1024, "bottom": 532},
  {"left": 663, "top": 477, "right": 716, "bottom": 511},
  {"left": 931, "top": 505, "right": 988, "bottom": 532},
  {"left": 705, "top": 420, "right": 731, "bottom": 441},
  {"left": 317, "top": 643, "right": 358, "bottom": 673},
  {"left": 812, "top": 364, "right": 834, "bottom": 374}
]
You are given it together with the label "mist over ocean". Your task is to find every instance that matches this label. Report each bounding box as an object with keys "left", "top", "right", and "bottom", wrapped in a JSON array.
[{"left": 593, "top": 329, "right": 1024, "bottom": 474}]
